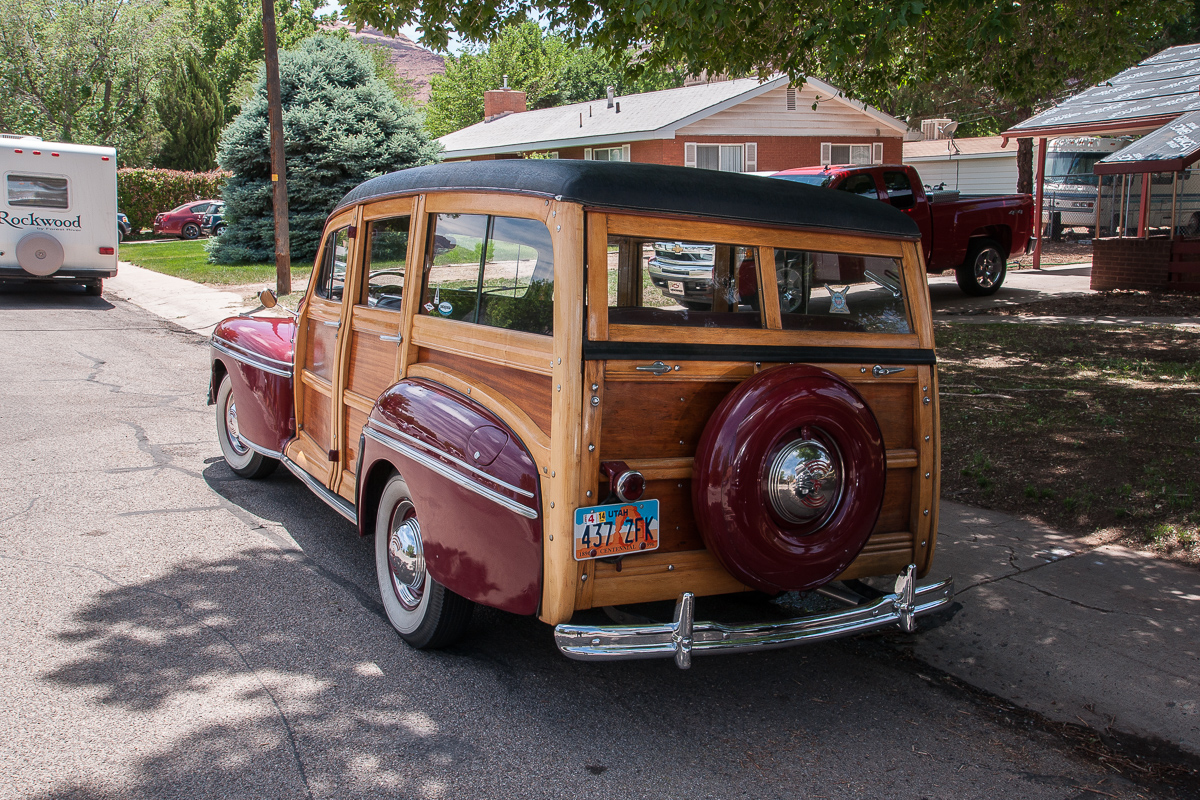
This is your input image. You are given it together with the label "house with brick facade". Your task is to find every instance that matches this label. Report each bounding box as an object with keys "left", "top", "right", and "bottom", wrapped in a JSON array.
[{"left": 437, "top": 75, "right": 909, "bottom": 173}]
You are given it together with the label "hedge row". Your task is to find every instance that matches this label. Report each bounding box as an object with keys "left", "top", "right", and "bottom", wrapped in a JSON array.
[{"left": 117, "top": 168, "right": 231, "bottom": 231}]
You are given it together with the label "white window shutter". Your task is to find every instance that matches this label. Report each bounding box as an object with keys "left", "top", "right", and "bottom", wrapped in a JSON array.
[
  {"left": 622, "top": 144, "right": 630, "bottom": 162},
  {"left": 744, "top": 142, "right": 757, "bottom": 172},
  {"left": 684, "top": 142, "right": 697, "bottom": 168},
  {"left": 820, "top": 143, "right": 831, "bottom": 165},
  {"left": 584, "top": 148, "right": 592, "bottom": 160},
  {"left": 873, "top": 142, "right": 884, "bottom": 164}
]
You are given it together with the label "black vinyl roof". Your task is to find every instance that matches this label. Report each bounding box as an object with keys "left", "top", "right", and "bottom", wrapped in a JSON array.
[
  {"left": 333, "top": 160, "right": 920, "bottom": 240},
  {"left": 1094, "top": 110, "right": 1200, "bottom": 174}
]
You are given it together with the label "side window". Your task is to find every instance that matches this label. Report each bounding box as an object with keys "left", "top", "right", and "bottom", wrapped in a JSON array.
[
  {"left": 6, "top": 174, "right": 68, "bottom": 209},
  {"left": 421, "top": 213, "right": 487, "bottom": 323},
  {"left": 883, "top": 171, "right": 915, "bottom": 211},
  {"left": 364, "top": 216, "right": 409, "bottom": 310},
  {"left": 190, "top": 203, "right": 211, "bottom": 214},
  {"left": 420, "top": 213, "right": 555, "bottom": 336},
  {"left": 838, "top": 174, "right": 879, "bottom": 199},
  {"left": 314, "top": 226, "right": 350, "bottom": 302}
]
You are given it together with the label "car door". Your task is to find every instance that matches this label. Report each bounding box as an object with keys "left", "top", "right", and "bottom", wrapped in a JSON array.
[
  {"left": 287, "top": 209, "right": 357, "bottom": 486},
  {"left": 332, "top": 197, "right": 420, "bottom": 502}
]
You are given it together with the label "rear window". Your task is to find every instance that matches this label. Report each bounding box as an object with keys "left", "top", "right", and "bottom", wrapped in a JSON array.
[
  {"left": 6, "top": 174, "right": 68, "bottom": 209},
  {"left": 599, "top": 226, "right": 911, "bottom": 335}
]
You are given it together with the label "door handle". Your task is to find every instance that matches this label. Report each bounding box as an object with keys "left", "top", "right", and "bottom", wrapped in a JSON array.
[
  {"left": 872, "top": 365, "right": 906, "bottom": 376},
  {"left": 635, "top": 360, "right": 674, "bottom": 376},
  {"left": 379, "top": 334, "right": 402, "bottom": 343},
  {"left": 321, "top": 320, "right": 339, "bottom": 327}
]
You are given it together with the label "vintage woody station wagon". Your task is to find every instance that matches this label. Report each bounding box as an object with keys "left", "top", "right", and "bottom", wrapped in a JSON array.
[{"left": 210, "top": 161, "right": 954, "bottom": 667}]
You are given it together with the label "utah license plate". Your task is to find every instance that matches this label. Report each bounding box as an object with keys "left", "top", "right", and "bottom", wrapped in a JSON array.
[
  {"left": 573, "top": 500, "right": 660, "bottom": 561},
  {"left": 668, "top": 280, "right": 685, "bottom": 295}
]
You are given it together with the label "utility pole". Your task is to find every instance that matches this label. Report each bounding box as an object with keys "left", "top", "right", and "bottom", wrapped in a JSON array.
[{"left": 261, "top": 0, "right": 291, "bottom": 295}]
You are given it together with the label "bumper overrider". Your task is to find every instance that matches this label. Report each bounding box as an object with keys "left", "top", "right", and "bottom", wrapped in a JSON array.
[{"left": 554, "top": 565, "right": 954, "bottom": 669}]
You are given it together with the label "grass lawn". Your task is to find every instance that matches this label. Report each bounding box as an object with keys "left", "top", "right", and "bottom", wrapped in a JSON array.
[
  {"left": 936, "top": 322, "right": 1200, "bottom": 563},
  {"left": 120, "top": 239, "right": 312, "bottom": 286}
]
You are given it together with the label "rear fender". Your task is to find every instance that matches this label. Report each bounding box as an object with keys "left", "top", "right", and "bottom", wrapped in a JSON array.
[{"left": 358, "top": 378, "right": 543, "bottom": 616}]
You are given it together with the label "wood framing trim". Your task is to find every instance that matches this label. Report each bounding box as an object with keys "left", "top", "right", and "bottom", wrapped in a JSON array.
[
  {"left": 756, "top": 246, "right": 782, "bottom": 330},
  {"left": 424, "top": 191, "right": 552, "bottom": 222},
  {"left": 604, "top": 324, "right": 923, "bottom": 349},
  {"left": 586, "top": 212, "right": 609, "bottom": 341},
  {"left": 410, "top": 315, "right": 555, "bottom": 376}
]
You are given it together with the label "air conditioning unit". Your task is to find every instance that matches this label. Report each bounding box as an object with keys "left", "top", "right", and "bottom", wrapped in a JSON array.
[{"left": 921, "top": 119, "right": 954, "bottom": 140}]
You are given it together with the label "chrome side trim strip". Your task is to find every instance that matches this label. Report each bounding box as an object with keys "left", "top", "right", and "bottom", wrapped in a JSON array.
[
  {"left": 366, "top": 418, "right": 535, "bottom": 499},
  {"left": 239, "top": 436, "right": 284, "bottom": 461},
  {"left": 554, "top": 566, "right": 954, "bottom": 667},
  {"left": 363, "top": 427, "right": 539, "bottom": 520},
  {"left": 281, "top": 455, "right": 357, "bottom": 524},
  {"left": 211, "top": 339, "right": 293, "bottom": 378}
]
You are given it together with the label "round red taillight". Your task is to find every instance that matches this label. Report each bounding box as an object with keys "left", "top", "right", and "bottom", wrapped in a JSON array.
[{"left": 614, "top": 470, "right": 645, "bottom": 502}]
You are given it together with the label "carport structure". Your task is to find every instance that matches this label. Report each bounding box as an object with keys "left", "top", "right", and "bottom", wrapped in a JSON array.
[{"left": 1002, "top": 43, "right": 1200, "bottom": 290}]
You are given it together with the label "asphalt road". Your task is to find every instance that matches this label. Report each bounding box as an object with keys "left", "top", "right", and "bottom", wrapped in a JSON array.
[{"left": 0, "top": 286, "right": 1173, "bottom": 799}]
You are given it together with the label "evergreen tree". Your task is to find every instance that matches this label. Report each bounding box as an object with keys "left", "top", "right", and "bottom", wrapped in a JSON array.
[
  {"left": 209, "top": 35, "right": 440, "bottom": 265},
  {"left": 156, "top": 53, "right": 225, "bottom": 171}
]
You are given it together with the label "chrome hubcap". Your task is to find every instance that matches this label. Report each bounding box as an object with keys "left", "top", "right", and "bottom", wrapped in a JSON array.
[
  {"left": 766, "top": 436, "right": 843, "bottom": 525},
  {"left": 224, "top": 398, "right": 248, "bottom": 455},
  {"left": 975, "top": 250, "right": 1002, "bottom": 289},
  {"left": 387, "top": 506, "right": 425, "bottom": 610},
  {"left": 777, "top": 267, "right": 805, "bottom": 313}
]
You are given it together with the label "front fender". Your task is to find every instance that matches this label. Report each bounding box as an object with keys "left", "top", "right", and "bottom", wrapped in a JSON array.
[
  {"left": 210, "top": 315, "right": 296, "bottom": 454},
  {"left": 358, "top": 378, "right": 543, "bottom": 616}
]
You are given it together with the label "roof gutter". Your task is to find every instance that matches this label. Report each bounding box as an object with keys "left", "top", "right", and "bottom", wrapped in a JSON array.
[{"left": 1000, "top": 115, "right": 1181, "bottom": 146}]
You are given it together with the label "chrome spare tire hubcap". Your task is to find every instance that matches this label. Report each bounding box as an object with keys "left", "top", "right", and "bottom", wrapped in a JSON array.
[
  {"left": 388, "top": 508, "right": 426, "bottom": 610},
  {"left": 766, "top": 437, "right": 843, "bottom": 526},
  {"left": 975, "top": 250, "right": 1002, "bottom": 289}
]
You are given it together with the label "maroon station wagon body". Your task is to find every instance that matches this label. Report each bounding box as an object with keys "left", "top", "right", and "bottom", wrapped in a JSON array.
[{"left": 208, "top": 161, "right": 954, "bottom": 666}]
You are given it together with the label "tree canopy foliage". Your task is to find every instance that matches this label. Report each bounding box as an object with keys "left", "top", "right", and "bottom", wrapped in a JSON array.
[
  {"left": 0, "top": 0, "right": 190, "bottom": 164},
  {"left": 209, "top": 35, "right": 440, "bottom": 265},
  {"left": 155, "top": 52, "right": 225, "bottom": 171},
  {"left": 425, "top": 20, "right": 681, "bottom": 137}
]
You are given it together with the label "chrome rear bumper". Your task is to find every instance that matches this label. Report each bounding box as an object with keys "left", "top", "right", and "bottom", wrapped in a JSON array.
[{"left": 554, "top": 565, "right": 954, "bottom": 668}]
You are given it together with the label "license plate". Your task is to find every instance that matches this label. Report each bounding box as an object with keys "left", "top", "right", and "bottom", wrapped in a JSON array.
[
  {"left": 573, "top": 500, "right": 660, "bottom": 561},
  {"left": 668, "top": 280, "right": 685, "bottom": 295}
]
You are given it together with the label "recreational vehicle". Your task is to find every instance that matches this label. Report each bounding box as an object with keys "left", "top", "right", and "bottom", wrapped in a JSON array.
[
  {"left": 1042, "top": 137, "right": 1127, "bottom": 235},
  {"left": 0, "top": 135, "right": 118, "bottom": 295}
]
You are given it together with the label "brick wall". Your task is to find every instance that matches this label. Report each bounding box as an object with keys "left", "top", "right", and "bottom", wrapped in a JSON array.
[
  {"left": 483, "top": 89, "right": 527, "bottom": 120},
  {"left": 1090, "top": 237, "right": 1173, "bottom": 290}
]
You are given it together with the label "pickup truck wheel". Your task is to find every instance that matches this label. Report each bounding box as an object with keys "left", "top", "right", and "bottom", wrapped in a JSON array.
[
  {"left": 181, "top": 222, "right": 201, "bottom": 240},
  {"left": 215, "top": 374, "right": 278, "bottom": 478},
  {"left": 957, "top": 239, "right": 1006, "bottom": 296},
  {"left": 375, "top": 474, "right": 473, "bottom": 649}
]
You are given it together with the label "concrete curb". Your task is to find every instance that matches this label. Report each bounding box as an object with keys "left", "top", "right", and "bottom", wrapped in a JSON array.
[{"left": 106, "top": 262, "right": 257, "bottom": 336}]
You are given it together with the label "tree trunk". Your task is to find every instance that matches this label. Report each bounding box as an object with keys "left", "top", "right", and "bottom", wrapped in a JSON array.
[{"left": 1016, "top": 137, "right": 1033, "bottom": 195}]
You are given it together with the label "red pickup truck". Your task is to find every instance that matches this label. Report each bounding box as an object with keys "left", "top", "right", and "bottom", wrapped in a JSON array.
[{"left": 771, "top": 164, "right": 1034, "bottom": 296}]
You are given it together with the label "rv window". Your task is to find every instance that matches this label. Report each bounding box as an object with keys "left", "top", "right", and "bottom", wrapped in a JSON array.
[{"left": 6, "top": 174, "right": 68, "bottom": 209}]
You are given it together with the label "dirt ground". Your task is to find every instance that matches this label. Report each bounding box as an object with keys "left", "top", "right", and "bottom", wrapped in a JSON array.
[
  {"left": 936, "top": 322, "right": 1200, "bottom": 565},
  {"left": 1009, "top": 237, "right": 1095, "bottom": 268},
  {"left": 981, "top": 288, "right": 1200, "bottom": 318}
]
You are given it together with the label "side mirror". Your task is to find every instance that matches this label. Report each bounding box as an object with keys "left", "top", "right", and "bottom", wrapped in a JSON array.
[{"left": 258, "top": 288, "right": 298, "bottom": 317}]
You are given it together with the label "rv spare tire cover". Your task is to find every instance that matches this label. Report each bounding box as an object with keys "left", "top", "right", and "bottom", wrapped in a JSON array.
[
  {"left": 692, "top": 364, "right": 887, "bottom": 594},
  {"left": 16, "top": 233, "right": 65, "bottom": 276}
]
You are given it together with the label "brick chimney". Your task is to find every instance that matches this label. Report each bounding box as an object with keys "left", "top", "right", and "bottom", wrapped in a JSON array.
[{"left": 484, "top": 87, "right": 527, "bottom": 121}]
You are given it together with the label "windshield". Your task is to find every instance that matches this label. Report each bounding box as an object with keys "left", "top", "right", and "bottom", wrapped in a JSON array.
[
  {"left": 1045, "top": 153, "right": 1105, "bottom": 186},
  {"left": 772, "top": 174, "right": 833, "bottom": 188}
]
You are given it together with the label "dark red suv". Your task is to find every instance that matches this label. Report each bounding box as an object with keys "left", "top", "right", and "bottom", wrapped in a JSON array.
[{"left": 153, "top": 199, "right": 220, "bottom": 239}]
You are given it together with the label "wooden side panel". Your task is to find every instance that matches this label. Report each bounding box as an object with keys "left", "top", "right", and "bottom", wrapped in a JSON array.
[
  {"left": 600, "top": 379, "right": 734, "bottom": 460},
  {"left": 300, "top": 378, "right": 332, "bottom": 448},
  {"left": 855, "top": 382, "right": 914, "bottom": 450},
  {"left": 873, "top": 469, "right": 913, "bottom": 534},
  {"left": 417, "top": 349, "right": 553, "bottom": 437},
  {"left": 587, "top": 550, "right": 751, "bottom": 608},
  {"left": 346, "top": 330, "right": 401, "bottom": 399}
]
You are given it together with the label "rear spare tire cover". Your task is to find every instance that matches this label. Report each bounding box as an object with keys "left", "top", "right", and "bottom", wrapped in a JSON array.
[
  {"left": 692, "top": 364, "right": 887, "bottom": 593},
  {"left": 16, "top": 233, "right": 65, "bottom": 276}
]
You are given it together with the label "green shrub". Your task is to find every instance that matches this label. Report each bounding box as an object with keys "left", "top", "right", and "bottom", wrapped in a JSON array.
[
  {"left": 118, "top": 168, "right": 230, "bottom": 232},
  {"left": 209, "top": 35, "right": 440, "bottom": 266}
]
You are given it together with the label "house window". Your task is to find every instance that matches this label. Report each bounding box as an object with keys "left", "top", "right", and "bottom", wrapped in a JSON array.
[
  {"left": 695, "top": 144, "right": 744, "bottom": 172},
  {"left": 586, "top": 146, "right": 628, "bottom": 161}
]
